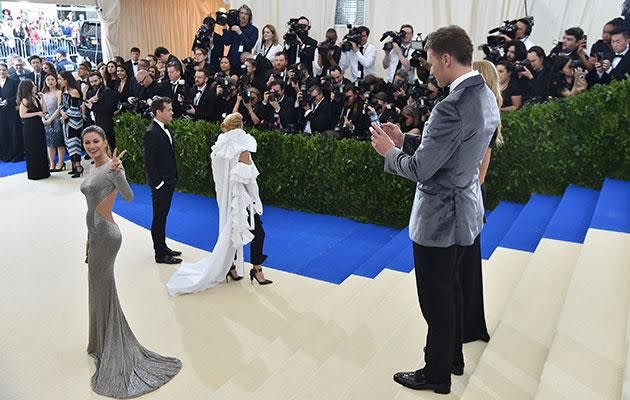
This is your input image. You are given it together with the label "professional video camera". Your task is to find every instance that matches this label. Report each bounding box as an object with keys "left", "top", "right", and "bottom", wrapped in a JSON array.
[
  {"left": 216, "top": 9, "right": 239, "bottom": 28},
  {"left": 192, "top": 17, "right": 215, "bottom": 52},
  {"left": 409, "top": 34, "right": 428, "bottom": 68},
  {"left": 284, "top": 18, "right": 308, "bottom": 46},
  {"left": 341, "top": 24, "right": 362, "bottom": 52},
  {"left": 478, "top": 16, "right": 534, "bottom": 63},
  {"left": 380, "top": 30, "right": 405, "bottom": 52}
]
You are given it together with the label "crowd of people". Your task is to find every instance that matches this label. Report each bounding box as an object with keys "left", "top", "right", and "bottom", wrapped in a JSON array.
[
  {"left": 1, "top": 5, "right": 629, "bottom": 181},
  {"left": 1, "top": 9, "right": 86, "bottom": 47}
]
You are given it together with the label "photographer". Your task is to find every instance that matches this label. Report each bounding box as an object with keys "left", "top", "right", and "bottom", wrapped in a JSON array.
[
  {"left": 326, "top": 65, "right": 351, "bottom": 101},
  {"left": 503, "top": 40, "right": 527, "bottom": 63},
  {"left": 243, "top": 57, "right": 268, "bottom": 92},
  {"left": 499, "top": 18, "right": 535, "bottom": 50},
  {"left": 495, "top": 61, "right": 522, "bottom": 111},
  {"left": 260, "top": 79, "right": 299, "bottom": 131},
  {"left": 313, "top": 28, "right": 342, "bottom": 77},
  {"left": 184, "top": 48, "right": 214, "bottom": 85},
  {"left": 519, "top": 46, "right": 552, "bottom": 104},
  {"left": 215, "top": 77, "right": 238, "bottom": 121},
  {"left": 590, "top": 26, "right": 630, "bottom": 85},
  {"left": 222, "top": 5, "right": 259, "bottom": 70},
  {"left": 370, "top": 91, "right": 399, "bottom": 124},
  {"left": 233, "top": 86, "right": 263, "bottom": 127},
  {"left": 185, "top": 68, "right": 217, "bottom": 121},
  {"left": 164, "top": 63, "right": 190, "bottom": 118},
  {"left": 284, "top": 16, "right": 318, "bottom": 76},
  {"left": 131, "top": 69, "right": 169, "bottom": 105},
  {"left": 549, "top": 55, "right": 589, "bottom": 97},
  {"left": 334, "top": 84, "right": 370, "bottom": 139},
  {"left": 253, "top": 24, "right": 284, "bottom": 62},
  {"left": 154, "top": 46, "right": 182, "bottom": 73},
  {"left": 300, "top": 85, "right": 336, "bottom": 134},
  {"left": 549, "top": 27, "right": 594, "bottom": 71},
  {"left": 85, "top": 72, "right": 118, "bottom": 148},
  {"left": 382, "top": 24, "right": 415, "bottom": 82},
  {"left": 590, "top": 18, "right": 625, "bottom": 62},
  {"left": 339, "top": 26, "right": 376, "bottom": 82},
  {"left": 191, "top": 17, "right": 225, "bottom": 71},
  {"left": 388, "top": 69, "right": 411, "bottom": 111}
]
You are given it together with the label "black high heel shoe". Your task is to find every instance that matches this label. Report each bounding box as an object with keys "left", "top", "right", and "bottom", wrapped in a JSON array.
[
  {"left": 249, "top": 267, "right": 273, "bottom": 285},
  {"left": 55, "top": 163, "right": 67, "bottom": 172},
  {"left": 71, "top": 167, "right": 83, "bottom": 178},
  {"left": 226, "top": 265, "right": 243, "bottom": 282}
]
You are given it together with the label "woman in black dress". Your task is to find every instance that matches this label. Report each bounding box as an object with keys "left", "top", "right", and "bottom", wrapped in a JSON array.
[
  {"left": 17, "top": 79, "right": 50, "bottom": 180},
  {"left": 496, "top": 61, "right": 523, "bottom": 112},
  {"left": 0, "top": 63, "right": 24, "bottom": 162}
]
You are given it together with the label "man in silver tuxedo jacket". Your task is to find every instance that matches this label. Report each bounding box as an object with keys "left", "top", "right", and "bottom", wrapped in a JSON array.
[{"left": 371, "top": 25, "right": 500, "bottom": 395}]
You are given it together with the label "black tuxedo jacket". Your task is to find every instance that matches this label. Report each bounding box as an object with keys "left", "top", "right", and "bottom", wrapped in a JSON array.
[
  {"left": 186, "top": 86, "right": 217, "bottom": 121},
  {"left": 0, "top": 78, "right": 19, "bottom": 120},
  {"left": 302, "top": 99, "right": 336, "bottom": 133},
  {"left": 87, "top": 85, "right": 118, "bottom": 135},
  {"left": 261, "top": 95, "right": 299, "bottom": 130},
  {"left": 144, "top": 121, "right": 178, "bottom": 189},
  {"left": 601, "top": 52, "right": 630, "bottom": 83}
]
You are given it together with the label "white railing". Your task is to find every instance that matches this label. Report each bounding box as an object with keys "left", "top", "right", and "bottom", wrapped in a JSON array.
[{"left": 0, "top": 37, "right": 80, "bottom": 62}]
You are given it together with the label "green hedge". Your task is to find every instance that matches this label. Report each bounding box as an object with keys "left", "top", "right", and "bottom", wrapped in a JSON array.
[{"left": 115, "top": 78, "right": 630, "bottom": 228}]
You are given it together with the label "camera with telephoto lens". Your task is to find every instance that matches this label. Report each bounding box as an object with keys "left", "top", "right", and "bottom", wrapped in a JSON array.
[
  {"left": 193, "top": 17, "right": 215, "bottom": 52},
  {"left": 287, "top": 64, "right": 303, "bottom": 85},
  {"left": 237, "top": 75, "right": 252, "bottom": 103},
  {"left": 268, "top": 89, "right": 281, "bottom": 103},
  {"left": 341, "top": 25, "right": 363, "bottom": 52},
  {"left": 479, "top": 16, "right": 534, "bottom": 64},
  {"left": 380, "top": 30, "right": 405, "bottom": 52},
  {"left": 284, "top": 18, "right": 308, "bottom": 46},
  {"left": 317, "top": 38, "right": 336, "bottom": 55},
  {"left": 216, "top": 9, "right": 239, "bottom": 28},
  {"left": 513, "top": 59, "right": 532, "bottom": 72},
  {"left": 408, "top": 34, "right": 428, "bottom": 68}
]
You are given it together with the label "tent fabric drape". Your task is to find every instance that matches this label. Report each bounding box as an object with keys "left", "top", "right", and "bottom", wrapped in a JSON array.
[{"left": 97, "top": 0, "right": 120, "bottom": 61}]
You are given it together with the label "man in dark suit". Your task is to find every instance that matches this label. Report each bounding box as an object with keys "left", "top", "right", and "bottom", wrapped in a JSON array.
[
  {"left": 185, "top": 68, "right": 217, "bottom": 121},
  {"left": 154, "top": 46, "right": 182, "bottom": 73},
  {"left": 143, "top": 97, "right": 182, "bottom": 264},
  {"left": 299, "top": 85, "right": 336, "bottom": 133},
  {"left": 124, "top": 47, "right": 142, "bottom": 78},
  {"left": 130, "top": 70, "right": 169, "bottom": 110},
  {"left": 9, "top": 57, "right": 33, "bottom": 82},
  {"left": 85, "top": 72, "right": 119, "bottom": 149},
  {"left": 260, "top": 79, "right": 299, "bottom": 131},
  {"left": 371, "top": 26, "right": 500, "bottom": 395},
  {"left": 28, "top": 56, "right": 46, "bottom": 92},
  {"left": 590, "top": 27, "right": 630, "bottom": 84},
  {"left": 286, "top": 16, "right": 318, "bottom": 76}
]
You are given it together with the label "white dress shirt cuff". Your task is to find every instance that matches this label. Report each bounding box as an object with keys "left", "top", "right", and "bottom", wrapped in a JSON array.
[{"left": 155, "top": 181, "right": 165, "bottom": 190}]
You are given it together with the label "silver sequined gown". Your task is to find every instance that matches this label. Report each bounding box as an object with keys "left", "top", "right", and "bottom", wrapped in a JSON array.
[{"left": 80, "top": 161, "right": 182, "bottom": 398}]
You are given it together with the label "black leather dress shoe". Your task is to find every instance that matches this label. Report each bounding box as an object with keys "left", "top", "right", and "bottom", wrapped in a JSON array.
[
  {"left": 393, "top": 369, "right": 450, "bottom": 394},
  {"left": 165, "top": 248, "right": 182, "bottom": 257},
  {"left": 155, "top": 255, "right": 183, "bottom": 264}
]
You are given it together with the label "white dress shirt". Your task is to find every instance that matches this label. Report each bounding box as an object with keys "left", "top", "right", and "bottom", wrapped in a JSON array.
[
  {"left": 385, "top": 43, "right": 415, "bottom": 82},
  {"left": 340, "top": 43, "right": 377, "bottom": 82},
  {"left": 449, "top": 70, "right": 480, "bottom": 92}
]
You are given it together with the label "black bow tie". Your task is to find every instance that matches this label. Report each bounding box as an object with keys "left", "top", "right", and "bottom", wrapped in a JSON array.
[
  {"left": 133, "top": 62, "right": 138, "bottom": 65},
  {"left": 613, "top": 54, "right": 624, "bottom": 59}
]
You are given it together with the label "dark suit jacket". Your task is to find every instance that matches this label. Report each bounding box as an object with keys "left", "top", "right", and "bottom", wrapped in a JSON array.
[
  {"left": 144, "top": 120, "right": 178, "bottom": 189},
  {"left": 32, "top": 71, "right": 46, "bottom": 92},
  {"left": 0, "top": 78, "right": 19, "bottom": 121},
  {"left": 186, "top": 85, "right": 217, "bottom": 121},
  {"left": 302, "top": 98, "right": 336, "bottom": 133},
  {"left": 287, "top": 36, "right": 318, "bottom": 75},
  {"left": 260, "top": 95, "right": 299, "bottom": 131},
  {"left": 589, "top": 52, "right": 630, "bottom": 84},
  {"left": 9, "top": 71, "right": 34, "bottom": 83},
  {"left": 87, "top": 85, "right": 118, "bottom": 136}
]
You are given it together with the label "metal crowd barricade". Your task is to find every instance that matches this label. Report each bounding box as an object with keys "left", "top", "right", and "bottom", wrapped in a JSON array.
[{"left": 0, "top": 37, "right": 79, "bottom": 62}]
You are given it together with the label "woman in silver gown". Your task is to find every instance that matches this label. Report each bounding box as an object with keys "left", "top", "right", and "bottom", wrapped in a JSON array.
[{"left": 80, "top": 125, "right": 181, "bottom": 398}]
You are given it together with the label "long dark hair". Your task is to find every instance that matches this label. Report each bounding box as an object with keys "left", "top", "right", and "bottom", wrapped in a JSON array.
[
  {"left": 16, "top": 79, "right": 36, "bottom": 107},
  {"left": 59, "top": 71, "right": 82, "bottom": 98}
]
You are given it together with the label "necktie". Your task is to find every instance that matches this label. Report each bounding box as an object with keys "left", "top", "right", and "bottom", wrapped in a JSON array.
[{"left": 358, "top": 46, "right": 365, "bottom": 79}]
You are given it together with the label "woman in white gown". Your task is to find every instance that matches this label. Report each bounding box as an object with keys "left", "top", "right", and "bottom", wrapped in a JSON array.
[{"left": 167, "top": 113, "right": 272, "bottom": 296}]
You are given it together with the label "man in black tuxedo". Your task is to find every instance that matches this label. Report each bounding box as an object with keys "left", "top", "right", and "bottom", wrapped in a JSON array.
[
  {"left": 285, "top": 16, "right": 318, "bottom": 76},
  {"left": 124, "top": 47, "right": 142, "bottom": 78},
  {"left": 590, "top": 27, "right": 630, "bottom": 84},
  {"left": 299, "top": 85, "right": 336, "bottom": 133},
  {"left": 185, "top": 69, "right": 217, "bottom": 121},
  {"left": 85, "top": 72, "right": 119, "bottom": 149},
  {"left": 144, "top": 97, "right": 182, "bottom": 264},
  {"left": 28, "top": 56, "right": 46, "bottom": 92},
  {"left": 165, "top": 63, "right": 190, "bottom": 118},
  {"left": 260, "top": 79, "right": 299, "bottom": 131}
]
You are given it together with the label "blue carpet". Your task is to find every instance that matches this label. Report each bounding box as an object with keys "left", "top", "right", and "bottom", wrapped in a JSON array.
[
  {"left": 590, "top": 178, "right": 630, "bottom": 234},
  {"left": 544, "top": 185, "right": 599, "bottom": 243},
  {"left": 113, "top": 184, "right": 399, "bottom": 284},
  {"left": 387, "top": 244, "right": 415, "bottom": 273},
  {"left": 0, "top": 161, "right": 27, "bottom": 177},
  {"left": 353, "top": 227, "right": 410, "bottom": 278},
  {"left": 481, "top": 201, "right": 524, "bottom": 260},
  {"left": 500, "top": 194, "right": 561, "bottom": 252}
]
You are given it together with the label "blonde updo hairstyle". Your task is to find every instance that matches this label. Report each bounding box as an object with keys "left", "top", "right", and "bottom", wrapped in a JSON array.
[{"left": 220, "top": 112, "right": 244, "bottom": 132}]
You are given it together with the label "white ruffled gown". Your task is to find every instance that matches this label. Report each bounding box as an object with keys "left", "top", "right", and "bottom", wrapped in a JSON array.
[{"left": 166, "top": 128, "right": 263, "bottom": 296}]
